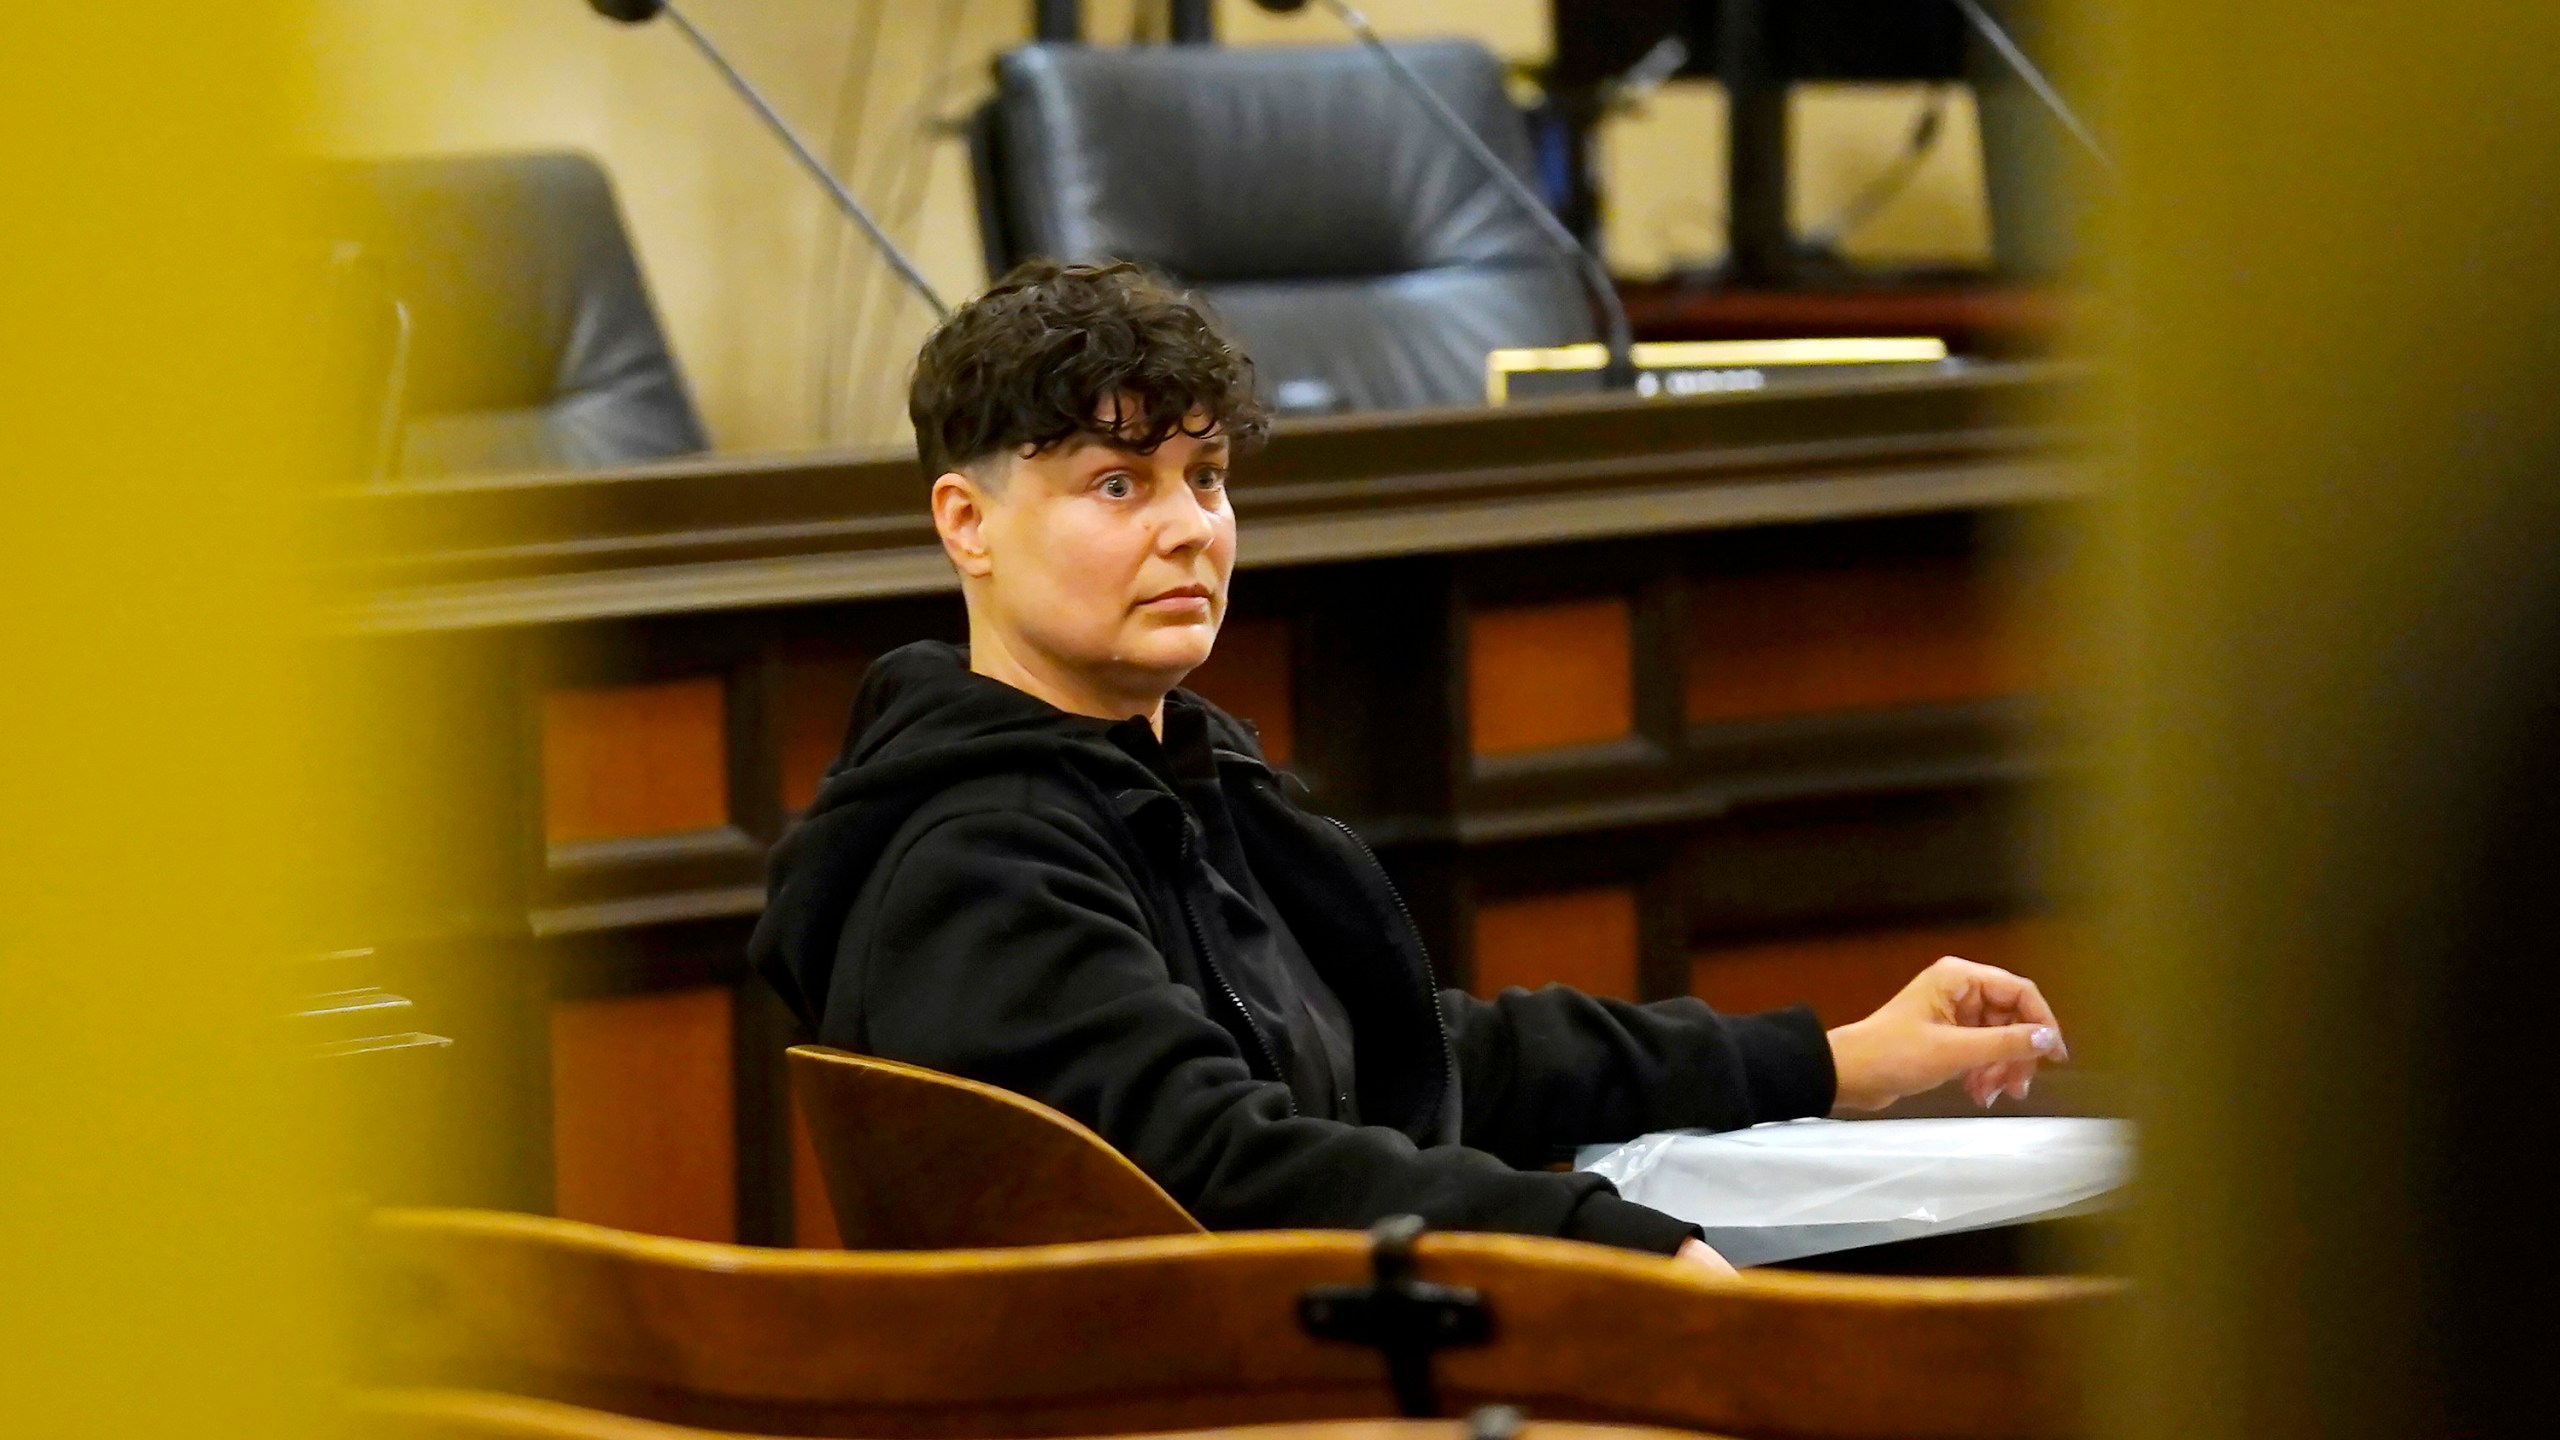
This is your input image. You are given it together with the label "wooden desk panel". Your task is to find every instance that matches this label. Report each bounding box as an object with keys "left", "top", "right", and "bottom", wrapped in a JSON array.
[
  {"left": 1470, "top": 599, "right": 1636, "bottom": 758},
  {"left": 1183, "top": 615, "right": 1297, "bottom": 765},
  {"left": 1684, "top": 555, "right": 2033, "bottom": 723},
  {"left": 549, "top": 986, "right": 735, "bottom": 1243},
  {"left": 542, "top": 679, "right": 731, "bottom": 846},
  {"left": 1473, "top": 887, "right": 1643, "bottom": 1000},
  {"left": 1692, "top": 917, "right": 2061, "bottom": 1030},
  {"left": 775, "top": 651, "right": 865, "bottom": 814},
  {"left": 1619, "top": 280, "right": 2067, "bottom": 357}
]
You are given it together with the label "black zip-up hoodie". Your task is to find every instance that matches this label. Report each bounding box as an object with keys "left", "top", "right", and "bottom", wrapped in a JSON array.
[{"left": 750, "top": 641, "right": 1837, "bottom": 1255}]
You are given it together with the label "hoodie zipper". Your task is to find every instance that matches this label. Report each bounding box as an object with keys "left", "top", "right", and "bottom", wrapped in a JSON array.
[
  {"left": 1323, "top": 814, "right": 1457, "bottom": 1115},
  {"left": 1175, "top": 824, "right": 1295, "bottom": 1114}
]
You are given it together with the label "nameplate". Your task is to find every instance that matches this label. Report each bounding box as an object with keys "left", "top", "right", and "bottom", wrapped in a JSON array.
[{"left": 1486, "top": 337, "right": 1953, "bottom": 405}]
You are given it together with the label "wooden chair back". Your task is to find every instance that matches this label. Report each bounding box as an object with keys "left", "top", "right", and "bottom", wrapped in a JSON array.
[
  {"left": 350, "top": 1388, "right": 1727, "bottom": 1440},
  {"left": 785, "top": 1045, "right": 1201, "bottom": 1249},
  {"left": 358, "top": 1208, "right": 2116, "bottom": 1440}
]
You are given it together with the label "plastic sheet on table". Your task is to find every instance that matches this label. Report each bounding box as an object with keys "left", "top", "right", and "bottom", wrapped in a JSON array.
[{"left": 1576, "top": 1116, "right": 2132, "bottom": 1267}]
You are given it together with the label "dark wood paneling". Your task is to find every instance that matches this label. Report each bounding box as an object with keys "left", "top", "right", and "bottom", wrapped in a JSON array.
[
  {"left": 1472, "top": 887, "right": 1642, "bottom": 1000},
  {"left": 1685, "top": 553, "right": 2035, "bottom": 723},
  {"left": 775, "top": 650, "right": 866, "bottom": 813},
  {"left": 1292, "top": 560, "right": 1462, "bottom": 817},
  {"left": 1682, "top": 784, "right": 2040, "bottom": 943},
  {"left": 1692, "top": 916, "right": 2064, "bottom": 1029},
  {"left": 731, "top": 979, "right": 799, "bottom": 1249},
  {"left": 1184, "top": 615, "right": 1295, "bottom": 765},
  {"left": 1620, "top": 280, "right": 2065, "bottom": 355},
  {"left": 1469, "top": 598, "right": 1635, "bottom": 757},
  {"left": 541, "top": 678, "right": 729, "bottom": 845},
  {"left": 549, "top": 985, "right": 736, "bottom": 1242}
]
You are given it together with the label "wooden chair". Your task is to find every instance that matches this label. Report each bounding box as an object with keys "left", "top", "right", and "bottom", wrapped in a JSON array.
[
  {"left": 350, "top": 1388, "right": 1725, "bottom": 1440},
  {"left": 786, "top": 1045, "right": 1201, "bottom": 1249},
  {"left": 358, "top": 1208, "right": 2116, "bottom": 1440}
]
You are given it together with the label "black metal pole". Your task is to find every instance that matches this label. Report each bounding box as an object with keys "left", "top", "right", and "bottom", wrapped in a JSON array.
[
  {"left": 1317, "top": 0, "right": 1634, "bottom": 389},
  {"left": 1720, "top": 0, "right": 1793, "bottom": 287},
  {"left": 1032, "top": 0, "right": 1079, "bottom": 43},
  {"left": 656, "top": 2, "right": 948, "bottom": 318},
  {"left": 1169, "top": 0, "right": 1214, "bottom": 44}
]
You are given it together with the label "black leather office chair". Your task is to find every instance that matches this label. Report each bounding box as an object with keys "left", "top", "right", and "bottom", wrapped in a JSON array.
[
  {"left": 971, "top": 41, "right": 1592, "bottom": 416},
  {"left": 323, "top": 152, "right": 710, "bottom": 478}
]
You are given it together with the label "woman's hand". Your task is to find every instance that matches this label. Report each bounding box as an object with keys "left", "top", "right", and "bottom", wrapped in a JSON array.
[
  {"left": 1675, "top": 1236, "right": 1739, "bottom": 1277},
  {"left": 1826, "top": 955, "right": 2068, "bottom": 1113}
]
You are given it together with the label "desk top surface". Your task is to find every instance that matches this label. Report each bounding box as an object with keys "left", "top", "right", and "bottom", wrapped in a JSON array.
[{"left": 329, "top": 364, "right": 2082, "bottom": 634}]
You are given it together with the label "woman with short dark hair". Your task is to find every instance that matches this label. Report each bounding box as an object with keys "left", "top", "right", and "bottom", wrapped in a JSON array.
[{"left": 752, "top": 261, "right": 2066, "bottom": 1270}]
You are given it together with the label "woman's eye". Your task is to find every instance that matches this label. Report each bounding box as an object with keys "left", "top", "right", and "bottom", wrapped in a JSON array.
[{"left": 1098, "top": 474, "right": 1134, "bottom": 499}]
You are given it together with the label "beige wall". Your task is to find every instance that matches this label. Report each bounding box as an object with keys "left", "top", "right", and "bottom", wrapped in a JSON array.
[{"left": 309, "top": 0, "right": 1985, "bottom": 454}]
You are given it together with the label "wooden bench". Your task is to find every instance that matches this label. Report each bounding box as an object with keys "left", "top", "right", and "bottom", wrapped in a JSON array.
[
  {"left": 352, "top": 1388, "right": 1727, "bottom": 1440},
  {"left": 359, "top": 1208, "right": 2113, "bottom": 1440}
]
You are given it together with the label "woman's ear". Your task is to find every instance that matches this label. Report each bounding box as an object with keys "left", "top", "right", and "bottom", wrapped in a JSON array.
[{"left": 931, "top": 470, "right": 995, "bottom": 580}]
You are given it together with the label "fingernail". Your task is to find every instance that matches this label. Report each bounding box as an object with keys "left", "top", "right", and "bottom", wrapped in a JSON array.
[{"left": 2030, "top": 1026, "right": 2060, "bottom": 1054}]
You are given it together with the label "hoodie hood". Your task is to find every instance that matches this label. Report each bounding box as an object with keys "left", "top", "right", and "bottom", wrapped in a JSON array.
[{"left": 748, "top": 640, "right": 1244, "bottom": 1031}]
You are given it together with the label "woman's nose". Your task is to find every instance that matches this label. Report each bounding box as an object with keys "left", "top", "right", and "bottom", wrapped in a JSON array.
[{"left": 1151, "top": 483, "right": 1215, "bottom": 553}]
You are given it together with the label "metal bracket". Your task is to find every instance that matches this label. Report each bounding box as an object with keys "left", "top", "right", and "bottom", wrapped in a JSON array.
[{"left": 1298, "top": 1214, "right": 1494, "bottom": 1417}]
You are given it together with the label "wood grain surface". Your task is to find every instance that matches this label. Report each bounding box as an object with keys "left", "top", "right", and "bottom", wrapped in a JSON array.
[
  {"left": 549, "top": 988, "right": 735, "bottom": 1243},
  {"left": 788, "top": 1047, "right": 1200, "bottom": 1251},
  {"left": 360, "top": 1208, "right": 2114, "bottom": 1440},
  {"left": 1472, "top": 889, "right": 1642, "bottom": 1000},
  {"left": 543, "top": 680, "right": 731, "bottom": 845},
  {"left": 1470, "top": 600, "right": 1635, "bottom": 758},
  {"left": 352, "top": 1388, "right": 1735, "bottom": 1440}
]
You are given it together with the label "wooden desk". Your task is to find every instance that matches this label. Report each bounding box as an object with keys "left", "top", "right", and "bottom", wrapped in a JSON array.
[
  {"left": 1618, "top": 280, "right": 2069, "bottom": 358},
  {"left": 319, "top": 366, "right": 2086, "bottom": 1248}
]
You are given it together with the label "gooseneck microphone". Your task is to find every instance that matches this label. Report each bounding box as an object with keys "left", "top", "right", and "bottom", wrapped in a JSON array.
[
  {"left": 1253, "top": 0, "right": 1637, "bottom": 391},
  {"left": 585, "top": 0, "right": 950, "bottom": 319}
]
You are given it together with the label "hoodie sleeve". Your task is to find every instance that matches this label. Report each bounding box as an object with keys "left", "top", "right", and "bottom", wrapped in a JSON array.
[
  {"left": 840, "top": 803, "right": 1699, "bottom": 1254},
  {"left": 1437, "top": 986, "right": 1838, "bottom": 1169}
]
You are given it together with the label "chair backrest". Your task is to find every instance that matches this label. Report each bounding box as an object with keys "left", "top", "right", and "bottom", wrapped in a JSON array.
[
  {"left": 352, "top": 1388, "right": 1724, "bottom": 1440},
  {"left": 321, "top": 151, "right": 710, "bottom": 477},
  {"left": 973, "top": 41, "right": 1592, "bottom": 415},
  {"left": 359, "top": 1207, "right": 2116, "bottom": 1440},
  {"left": 786, "top": 1045, "right": 1201, "bottom": 1249}
]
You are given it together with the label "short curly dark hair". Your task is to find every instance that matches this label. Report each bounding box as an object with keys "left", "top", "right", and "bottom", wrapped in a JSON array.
[{"left": 908, "top": 259, "right": 1271, "bottom": 481}]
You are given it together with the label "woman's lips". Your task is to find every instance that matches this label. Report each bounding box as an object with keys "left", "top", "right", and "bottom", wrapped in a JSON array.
[{"left": 1136, "top": 585, "right": 1215, "bottom": 611}]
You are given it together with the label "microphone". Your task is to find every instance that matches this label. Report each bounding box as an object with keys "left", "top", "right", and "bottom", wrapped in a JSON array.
[
  {"left": 1254, "top": 0, "right": 1636, "bottom": 391},
  {"left": 585, "top": 0, "right": 950, "bottom": 319}
]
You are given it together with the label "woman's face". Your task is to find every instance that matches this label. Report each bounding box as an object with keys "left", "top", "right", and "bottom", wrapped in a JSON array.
[{"left": 936, "top": 408, "right": 1236, "bottom": 710}]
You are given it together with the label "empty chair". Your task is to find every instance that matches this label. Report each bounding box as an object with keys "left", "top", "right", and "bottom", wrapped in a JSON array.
[
  {"left": 358, "top": 1207, "right": 2113, "bottom": 1440},
  {"left": 787, "top": 1045, "right": 1200, "bottom": 1249},
  {"left": 971, "top": 42, "right": 1591, "bottom": 416},
  {"left": 321, "top": 151, "right": 710, "bottom": 477}
]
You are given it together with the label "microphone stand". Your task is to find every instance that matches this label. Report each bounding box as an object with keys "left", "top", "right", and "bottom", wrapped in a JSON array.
[
  {"left": 590, "top": 0, "right": 950, "bottom": 319},
  {"left": 1311, "top": 0, "right": 1638, "bottom": 391},
  {"left": 1952, "top": 0, "right": 2114, "bottom": 176}
]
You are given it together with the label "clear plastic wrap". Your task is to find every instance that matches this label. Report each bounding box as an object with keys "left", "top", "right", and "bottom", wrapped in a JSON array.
[{"left": 1576, "top": 1116, "right": 2132, "bottom": 1267}]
